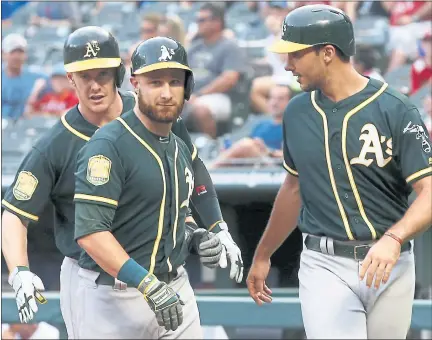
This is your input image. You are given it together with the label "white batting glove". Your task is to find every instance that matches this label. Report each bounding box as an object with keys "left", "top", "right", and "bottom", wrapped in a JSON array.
[
  {"left": 216, "top": 223, "right": 244, "bottom": 283},
  {"left": 8, "top": 266, "right": 47, "bottom": 323}
]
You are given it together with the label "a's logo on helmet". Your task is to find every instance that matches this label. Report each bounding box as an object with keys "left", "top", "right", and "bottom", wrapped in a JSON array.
[
  {"left": 158, "top": 45, "right": 175, "bottom": 62},
  {"left": 282, "top": 23, "right": 287, "bottom": 34},
  {"left": 84, "top": 41, "right": 100, "bottom": 58}
]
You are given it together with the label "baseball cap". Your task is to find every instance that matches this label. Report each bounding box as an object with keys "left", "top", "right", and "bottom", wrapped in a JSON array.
[{"left": 2, "top": 33, "right": 27, "bottom": 53}]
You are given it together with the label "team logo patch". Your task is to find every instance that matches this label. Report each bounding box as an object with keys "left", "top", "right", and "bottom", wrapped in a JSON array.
[
  {"left": 13, "top": 171, "right": 38, "bottom": 201},
  {"left": 84, "top": 41, "right": 100, "bottom": 58},
  {"left": 158, "top": 45, "right": 175, "bottom": 61},
  {"left": 86, "top": 155, "right": 112, "bottom": 186},
  {"left": 403, "top": 121, "right": 431, "bottom": 153}
]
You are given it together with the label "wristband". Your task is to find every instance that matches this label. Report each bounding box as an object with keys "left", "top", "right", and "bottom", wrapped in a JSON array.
[
  {"left": 384, "top": 232, "right": 403, "bottom": 245},
  {"left": 117, "top": 258, "right": 149, "bottom": 289}
]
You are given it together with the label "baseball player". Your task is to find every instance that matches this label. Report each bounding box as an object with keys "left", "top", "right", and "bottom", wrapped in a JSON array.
[
  {"left": 72, "top": 36, "right": 212, "bottom": 338},
  {"left": 247, "top": 5, "right": 432, "bottom": 339},
  {"left": 1, "top": 28, "right": 242, "bottom": 337}
]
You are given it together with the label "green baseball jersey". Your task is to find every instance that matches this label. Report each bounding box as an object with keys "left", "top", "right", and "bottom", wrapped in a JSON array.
[
  {"left": 1, "top": 90, "right": 200, "bottom": 261},
  {"left": 74, "top": 109, "right": 194, "bottom": 275},
  {"left": 283, "top": 78, "right": 431, "bottom": 241},
  {"left": 1, "top": 91, "right": 135, "bottom": 259}
]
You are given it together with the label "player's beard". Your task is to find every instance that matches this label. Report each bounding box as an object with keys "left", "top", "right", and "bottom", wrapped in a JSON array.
[{"left": 137, "top": 88, "right": 184, "bottom": 123}]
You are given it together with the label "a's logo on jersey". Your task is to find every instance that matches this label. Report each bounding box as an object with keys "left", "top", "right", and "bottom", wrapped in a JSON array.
[
  {"left": 403, "top": 121, "right": 431, "bottom": 153},
  {"left": 180, "top": 167, "right": 194, "bottom": 209},
  {"left": 13, "top": 171, "right": 38, "bottom": 201},
  {"left": 84, "top": 41, "right": 100, "bottom": 58},
  {"left": 86, "top": 155, "right": 112, "bottom": 186},
  {"left": 158, "top": 45, "right": 175, "bottom": 62},
  {"left": 350, "top": 124, "right": 392, "bottom": 167}
]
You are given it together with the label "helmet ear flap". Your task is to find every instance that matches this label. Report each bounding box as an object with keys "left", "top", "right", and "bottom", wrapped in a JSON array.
[
  {"left": 184, "top": 71, "right": 195, "bottom": 100},
  {"left": 115, "top": 62, "right": 126, "bottom": 87}
]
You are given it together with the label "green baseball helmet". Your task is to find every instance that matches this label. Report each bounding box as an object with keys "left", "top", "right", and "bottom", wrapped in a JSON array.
[
  {"left": 131, "top": 36, "right": 195, "bottom": 100},
  {"left": 269, "top": 4, "right": 355, "bottom": 57},
  {"left": 63, "top": 26, "right": 125, "bottom": 87}
]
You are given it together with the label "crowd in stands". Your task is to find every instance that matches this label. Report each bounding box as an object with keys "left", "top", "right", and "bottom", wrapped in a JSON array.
[{"left": 2, "top": 2, "right": 431, "bottom": 148}]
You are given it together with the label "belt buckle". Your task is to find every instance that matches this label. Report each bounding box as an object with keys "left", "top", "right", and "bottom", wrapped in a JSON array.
[{"left": 353, "top": 245, "right": 370, "bottom": 261}]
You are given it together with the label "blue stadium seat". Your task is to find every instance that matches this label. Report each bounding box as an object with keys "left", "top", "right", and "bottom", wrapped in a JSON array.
[{"left": 384, "top": 64, "right": 411, "bottom": 92}]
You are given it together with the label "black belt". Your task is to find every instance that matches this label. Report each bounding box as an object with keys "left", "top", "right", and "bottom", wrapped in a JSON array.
[
  {"left": 96, "top": 269, "right": 179, "bottom": 289},
  {"left": 304, "top": 234, "right": 411, "bottom": 261}
]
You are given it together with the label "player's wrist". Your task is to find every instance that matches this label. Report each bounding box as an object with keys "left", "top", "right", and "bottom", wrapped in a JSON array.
[
  {"left": 117, "top": 258, "right": 150, "bottom": 290},
  {"left": 383, "top": 231, "right": 403, "bottom": 246},
  {"left": 209, "top": 221, "right": 228, "bottom": 234}
]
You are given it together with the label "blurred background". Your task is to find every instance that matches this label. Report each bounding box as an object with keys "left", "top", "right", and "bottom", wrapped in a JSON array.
[{"left": 1, "top": 1, "right": 431, "bottom": 339}]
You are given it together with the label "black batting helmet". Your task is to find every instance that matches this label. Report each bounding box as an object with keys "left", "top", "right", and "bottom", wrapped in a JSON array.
[
  {"left": 63, "top": 26, "right": 126, "bottom": 87},
  {"left": 130, "top": 36, "right": 195, "bottom": 100},
  {"left": 269, "top": 4, "right": 356, "bottom": 57}
]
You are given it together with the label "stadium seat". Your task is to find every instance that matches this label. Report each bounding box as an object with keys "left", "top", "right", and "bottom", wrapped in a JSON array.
[{"left": 410, "top": 83, "right": 432, "bottom": 109}]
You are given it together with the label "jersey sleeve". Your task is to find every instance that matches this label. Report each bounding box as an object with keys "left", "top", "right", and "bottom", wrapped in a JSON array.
[
  {"left": 282, "top": 117, "right": 298, "bottom": 177},
  {"left": 1, "top": 146, "right": 55, "bottom": 223},
  {"left": 395, "top": 108, "right": 432, "bottom": 184},
  {"left": 171, "top": 117, "right": 197, "bottom": 161},
  {"left": 74, "top": 138, "right": 125, "bottom": 209}
]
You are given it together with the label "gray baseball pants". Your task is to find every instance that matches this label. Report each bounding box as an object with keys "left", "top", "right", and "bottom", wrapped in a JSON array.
[
  {"left": 299, "top": 233, "right": 415, "bottom": 339},
  {"left": 60, "top": 256, "right": 80, "bottom": 339},
  {"left": 74, "top": 265, "right": 203, "bottom": 339}
]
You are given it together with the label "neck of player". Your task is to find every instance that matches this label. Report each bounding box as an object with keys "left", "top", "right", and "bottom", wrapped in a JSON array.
[
  {"left": 134, "top": 109, "right": 173, "bottom": 137},
  {"left": 79, "top": 91, "right": 123, "bottom": 127},
  {"left": 320, "top": 64, "right": 370, "bottom": 103}
]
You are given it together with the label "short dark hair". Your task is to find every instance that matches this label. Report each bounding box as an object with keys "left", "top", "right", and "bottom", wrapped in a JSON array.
[
  {"left": 200, "top": 3, "right": 225, "bottom": 27},
  {"left": 313, "top": 44, "right": 350, "bottom": 63}
]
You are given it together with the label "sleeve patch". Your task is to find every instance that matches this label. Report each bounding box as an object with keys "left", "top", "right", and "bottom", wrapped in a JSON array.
[
  {"left": 402, "top": 121, "right": 431, "bottom": 153},
  {"left": 86, "top": 155, "right": 112, "bottom": 186},
  {"left": 13, "top": 171, "right": 38, "bottom": 201}
]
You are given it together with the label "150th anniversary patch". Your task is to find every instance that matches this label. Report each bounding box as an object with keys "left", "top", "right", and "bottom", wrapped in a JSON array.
[
  {"left": 13, "top": 171, "right": 38, "bottom": 201},
  {"left": 86, "top": 155, "right": 112, "bottom": 186}
]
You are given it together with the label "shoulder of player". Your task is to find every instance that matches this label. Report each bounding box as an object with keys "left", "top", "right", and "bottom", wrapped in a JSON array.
[
  {"left": 30, "top": 116, "right": 71, "bottom": 155},
  {"left": 88, "top": 118, "right": 129, "bottom": 146},
  {"left": 377, "top": 81, "right": 417, "bottom": 114},
  {"left": 283, "top": 92, "right": 310, "bottom": 119}
]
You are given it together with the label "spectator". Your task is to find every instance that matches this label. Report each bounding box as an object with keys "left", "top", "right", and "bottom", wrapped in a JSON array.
[
  {"left": 29, "top": 1, "right": 81, "bottom": 27},
  {"left": 120, "top": 41, "right": 141, "bottom": 92},
  {"left": 185, "top": 3, "right": 248, "bottom": 138},
  {"left": 411, "top": 31, "right": 432, "bottom": 95},
  {"left": 342, "top": 1, "right": 389, "bottom": 23},
  {"left": 27, "top": 65, "right": 79, "bottom": 117},
  {"left": 211, "top": 84, "right": 291, "bottom": 168},
  {"left": 250, "top": 10, "right": 298, "bottom": 113},
  {"left": 158, "top": 14, "right": 186, "bottom": 46},
  {"left": 1, "top": 33, "right": 47, "bottom": 120},
  {"left": 140, "top": 13, "right": 162, "bottom": 41},
  {"left": 382, "top": 1, "right": 432, "bottom": 73},
  {"left": 353, "top": 45, "right": 385, "bottom": 81},
  {"left": 1, "top": 1, "right": 28, "bottom": 25}
]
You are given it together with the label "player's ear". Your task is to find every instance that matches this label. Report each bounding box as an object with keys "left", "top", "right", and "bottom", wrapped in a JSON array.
[
  {"left": 323, "top": 45, "right": 336, "bottom": 63},
  {"left": 67, "top": 73, "right": 75, "bottom": 87},
  {"left": 130, "top": 75, "right": 139, "bottom": 92}
]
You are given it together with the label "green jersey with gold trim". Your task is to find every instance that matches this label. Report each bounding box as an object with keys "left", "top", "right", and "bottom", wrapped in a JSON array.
[
  {"left": 1, "top": 91, "right": 135, "bottom": 259},
  {"left": 283, "top": 78, "right": 431, "bottom": 241},
  {"left": 1, "top": 90, "right": 198, "bottom": 261},
  {"left": 74, "top": 109, "right": 194, "bottom": 275}
]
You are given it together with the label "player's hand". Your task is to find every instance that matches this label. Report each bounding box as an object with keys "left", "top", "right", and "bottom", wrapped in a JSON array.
[
  {"left": 194, "top": 229, "right": 223, "bottom": 268},
  {"left": 359, "top": 235, "right": 402, "bottom": 289},
  {"left": 8, "top": 266, "right": 47, "bottom": 323},
  {"left": 247, "top": 257, "right": 272, "bottom": 306},
  {"left": 185, "top": 221, "right": 223, "bottom": 267},
  {"left": 139, "top": 274, "right": 184, "bottom": 331},
  {"left": 216, "top": 227, "right": 244, "bottom": 283}
]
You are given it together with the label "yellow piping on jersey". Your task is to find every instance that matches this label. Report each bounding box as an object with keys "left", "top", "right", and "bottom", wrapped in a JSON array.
[
  {"left": 283, "top": 161, "right": 299, "bottom": 176},
  {"left": 341, "top": 82, "right": 388, "bottom": 241},
  {"left": 61, "top": 114, "right": 91, "bottom": 141},
  {"left": 311, "top": 92, "right": 354, "bottom": 240},
  {"left": 74, "top": 194, "right": 118, "bottom": 207},
  {"left": 191, "top": 144, "right": 198, "bottom": 161},
  {"left": 116, "top": 117, "right": 165, "bottom": 275},
  {"left": 1, "top": 200, "right": 39, "bottom": 221},
  {"left": 406, "top": 166, "right": 432, "bottom": 183},
  {"left": 167, "top": 141, "right": 180, "bottom": 272}
]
